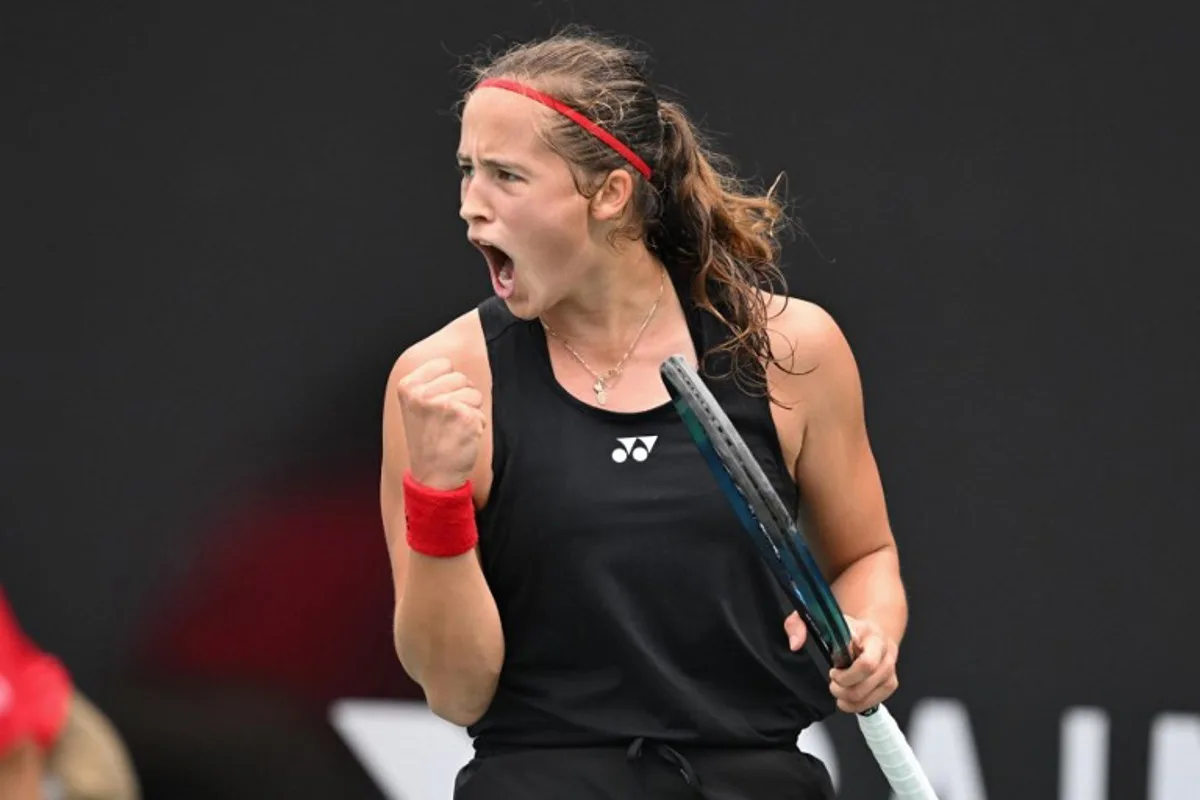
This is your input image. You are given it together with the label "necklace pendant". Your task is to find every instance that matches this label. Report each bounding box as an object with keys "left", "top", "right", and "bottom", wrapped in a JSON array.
[{"left": 593, "top": 378, "right": 608, "bottom": 405}]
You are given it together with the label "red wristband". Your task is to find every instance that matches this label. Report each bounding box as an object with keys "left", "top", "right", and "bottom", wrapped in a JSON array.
[{"left": 403, "top": 470, "right": 479, "bottom": 557}]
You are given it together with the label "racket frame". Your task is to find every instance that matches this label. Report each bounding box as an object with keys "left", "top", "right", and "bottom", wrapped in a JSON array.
[
  {"left": 661, "top": 356, "right": 939, "bottom": 798},
  {"left": 659, "top": 355, "right": 857, "bottom": 673}
]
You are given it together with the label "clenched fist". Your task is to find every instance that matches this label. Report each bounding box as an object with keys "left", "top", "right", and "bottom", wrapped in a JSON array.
[{"left": 396, "top": 358, "right": 485, "bottom": 491}]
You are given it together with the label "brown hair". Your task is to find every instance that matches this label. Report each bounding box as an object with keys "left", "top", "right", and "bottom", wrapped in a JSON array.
[{"left": 464, "top": 27, "right": 796, "bottom": 395}]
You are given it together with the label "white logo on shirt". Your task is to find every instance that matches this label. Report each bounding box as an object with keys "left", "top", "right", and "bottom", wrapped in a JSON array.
[{"left": 612, "top": 436, "right": 658, "bottom": 463}]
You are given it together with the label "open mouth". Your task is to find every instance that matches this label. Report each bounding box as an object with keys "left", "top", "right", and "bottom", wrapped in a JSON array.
[{"left": 475, "top": 241, "right": 515, "bottom": 299}]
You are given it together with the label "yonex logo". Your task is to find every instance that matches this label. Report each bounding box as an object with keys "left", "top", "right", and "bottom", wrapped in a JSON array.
[{"left": 612, "top": 436, "right": 658, "bottom": 463}]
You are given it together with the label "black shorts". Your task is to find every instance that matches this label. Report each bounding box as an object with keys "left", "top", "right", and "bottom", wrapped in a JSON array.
[{"left": 453, "top": 739, "right": 835, "bottom": 799}]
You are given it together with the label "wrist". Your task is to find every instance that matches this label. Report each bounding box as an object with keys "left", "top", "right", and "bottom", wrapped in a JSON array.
[
  {"left": 403, "top": 470, "right": 478, "bottom": 557},
  {"left": 408, "top": 469, "right": 470, "bottom": 493}
]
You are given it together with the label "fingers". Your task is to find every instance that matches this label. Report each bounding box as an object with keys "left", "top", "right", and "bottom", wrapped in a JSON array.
[
  {"left": 400, "top": 369, "right": 470, "bottom": 400},
  {"left": 831, "top": 663, "right": 899, "bottom": 713},
  {"left": 440, "top": 386, "right": 483, "bottom": 409},
  {"left": 829, "top": 625, "right": 898, "bottom": 713},
  {"left": 420, "top": 370, "right": 472, "bottom": 397},
  {"left": 449, "top": 399, "right": 487, "bottom": 431},
  {"left": 785, "top": 613, "right": 899, "bottom": 712},
  {"left": 397, "top": 360, "right": 482, "bottom": 409},
  {"left": 412, "top": 386, "right": 485, "bottom": 430},
  {"left": 398, "top": 357, "right": 454, "bottom": 387},
  {"left": 392, "top": 356, "right": 486, "bottom": 493},
  {"left": 834, "top": 625, "right": 885, "bottom": 687},
  {"left": 783, "top": 611, "right": 808, "bottom": 651}
]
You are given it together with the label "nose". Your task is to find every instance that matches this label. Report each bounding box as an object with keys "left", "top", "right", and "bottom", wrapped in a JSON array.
[{"left": 459, "top": 175, "right": 493, "bottom": 225}]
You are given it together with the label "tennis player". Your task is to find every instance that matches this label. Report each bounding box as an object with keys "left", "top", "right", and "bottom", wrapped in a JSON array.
[
  {"left": 381, "top": 27, "right": 909, "bottom": 799},
  {"left": 0, "top": 588, "right": 140, "bottom": 800}
]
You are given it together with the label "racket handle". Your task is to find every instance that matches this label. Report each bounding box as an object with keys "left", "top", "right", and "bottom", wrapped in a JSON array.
[{"left": 856, "top": 704, "right": 939, "bottom": 800}]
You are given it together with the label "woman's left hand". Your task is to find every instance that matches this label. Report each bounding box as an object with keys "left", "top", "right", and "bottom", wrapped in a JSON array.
[{"left": 784, "top": 612, "right": 900, "bottom": 713}]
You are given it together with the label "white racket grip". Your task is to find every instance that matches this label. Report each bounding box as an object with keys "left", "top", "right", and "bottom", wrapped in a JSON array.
[{"left": 856, "top": 704, "right": 939, "bottom": 799}]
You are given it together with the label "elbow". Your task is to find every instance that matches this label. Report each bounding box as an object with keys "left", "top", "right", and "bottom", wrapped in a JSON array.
[
  {"left": 424, "top": 670, "right": 501, "bottom": 727},
  {"left": 394, "top": 640, "right": 502, "bottom": 728},
  {"left": 427, "top": 694, "right": 488, "bottom": 727}
]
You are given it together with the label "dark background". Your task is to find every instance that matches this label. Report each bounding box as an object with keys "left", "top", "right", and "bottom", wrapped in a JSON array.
[{"left": 3, "top": 1, "right": 1197, "bottom": 798}]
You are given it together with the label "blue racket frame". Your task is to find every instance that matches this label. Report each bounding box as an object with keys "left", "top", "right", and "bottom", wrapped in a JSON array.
[{"left": 660, "top": 354, "right": 856, "bottom": 671}]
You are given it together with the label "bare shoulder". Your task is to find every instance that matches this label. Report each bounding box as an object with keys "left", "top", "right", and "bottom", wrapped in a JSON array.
[
  {"left": 759, "top": 292, "right": 872, "bottom": 486},
  {"left": 760, "top": 291, "right": 860, "bottom": 408},
  {"left": 387, "top": 308, "right": 490, "bottom": 388}
]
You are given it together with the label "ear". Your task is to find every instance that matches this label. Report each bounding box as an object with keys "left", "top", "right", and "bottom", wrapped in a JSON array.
[{"left": 588, "top": 168, "right": 635, "bottom": 222}]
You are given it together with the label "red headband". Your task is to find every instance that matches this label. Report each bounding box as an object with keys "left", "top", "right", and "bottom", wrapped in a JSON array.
[{"left": 476, "top": 77, "right": 653, "bottom": 181}]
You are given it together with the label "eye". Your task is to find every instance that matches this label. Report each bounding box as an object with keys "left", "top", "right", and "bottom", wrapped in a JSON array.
[{"left": 495, "top": 168, "right": 521, "bottom": 183}]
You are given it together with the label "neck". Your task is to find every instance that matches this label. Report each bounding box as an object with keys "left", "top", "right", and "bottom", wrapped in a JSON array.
[{"left": 540, "top": 245, "right": 673, "bottom": 363}]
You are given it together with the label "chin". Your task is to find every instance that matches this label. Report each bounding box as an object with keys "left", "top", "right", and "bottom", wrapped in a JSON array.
[
  {"left": 497, "top": 293, "right": 540, "bottom": 321},
  {"left": 503, "top": 279, "right": 560, "bottom": 319}
]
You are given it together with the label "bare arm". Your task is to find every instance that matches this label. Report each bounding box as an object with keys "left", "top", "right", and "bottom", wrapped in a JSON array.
[
  {"left": 787, "top": 302, "right": 908, "bottom": 643},
  {"left": 769, "top": 298, "right": 908, "bottom": 712},
  {"left": 381, "top": 319, "right": 505, "bottom": 726},
  {"left": 0, "top": 739, "right": 44, "bottom": 800},
  {"left": 44, "top": 690, "right": 141, "bottom": 800}
]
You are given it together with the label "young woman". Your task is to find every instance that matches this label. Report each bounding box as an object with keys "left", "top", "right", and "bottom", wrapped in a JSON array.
[
  {"left": 1, "top": 588, "right": 140, "bottom": 800},
  {"left": 381, "top": 28, "right": 908, "bottom": 799}
]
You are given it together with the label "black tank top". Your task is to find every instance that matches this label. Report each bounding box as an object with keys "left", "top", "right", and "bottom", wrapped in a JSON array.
[{"left": 468, "top": 289, "right": 835, "bottom": 754}]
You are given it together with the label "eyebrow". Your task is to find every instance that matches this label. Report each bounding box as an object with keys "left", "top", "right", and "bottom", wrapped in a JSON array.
[{"left": 456, "top": 154, "right": 525, "bottom": 173}]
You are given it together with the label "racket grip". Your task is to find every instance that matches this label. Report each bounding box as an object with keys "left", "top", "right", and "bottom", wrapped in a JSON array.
[{"left": 856, "top": 704, "right": 940, "bottom": 800}]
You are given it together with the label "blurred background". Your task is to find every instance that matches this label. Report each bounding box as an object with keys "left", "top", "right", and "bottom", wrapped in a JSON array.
[{"left": 2, "top": 1, "right": 1196, "bottom": 798}]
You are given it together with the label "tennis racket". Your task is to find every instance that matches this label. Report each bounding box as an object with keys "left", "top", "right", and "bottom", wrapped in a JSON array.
[{"left": 659, "top": 354, "right": 938, "bottom": 800}]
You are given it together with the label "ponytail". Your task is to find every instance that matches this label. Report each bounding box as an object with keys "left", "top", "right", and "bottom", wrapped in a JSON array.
[{"left": 648, "top": 100, "right": 793, "bottom": 398}]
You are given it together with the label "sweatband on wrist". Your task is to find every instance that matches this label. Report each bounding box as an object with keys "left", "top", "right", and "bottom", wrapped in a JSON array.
[{"left": 403, "top": 470, "right": 478, "bottom": 557}]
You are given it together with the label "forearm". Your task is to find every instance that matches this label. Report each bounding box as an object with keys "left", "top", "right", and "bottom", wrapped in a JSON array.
[
  {"left": 45, "top": 691, "right": 141, "bottom": 800},
  {"left": 0, "top": 740, "right": 44, "bottom": 800},
  {"left": 395, "top": 551, "right": 505, "bottom": 726},
  {"left": 830, "top": 545, "right": 908, "bottom": 646}
]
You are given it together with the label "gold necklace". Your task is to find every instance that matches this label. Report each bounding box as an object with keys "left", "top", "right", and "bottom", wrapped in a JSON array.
[{"left": 541, "top": 271, "right": 665, "bottom": 405}]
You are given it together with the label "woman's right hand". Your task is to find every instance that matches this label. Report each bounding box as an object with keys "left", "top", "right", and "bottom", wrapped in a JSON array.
[{"left": 395, "top": 357, "right": 485, "bottom": 491}]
